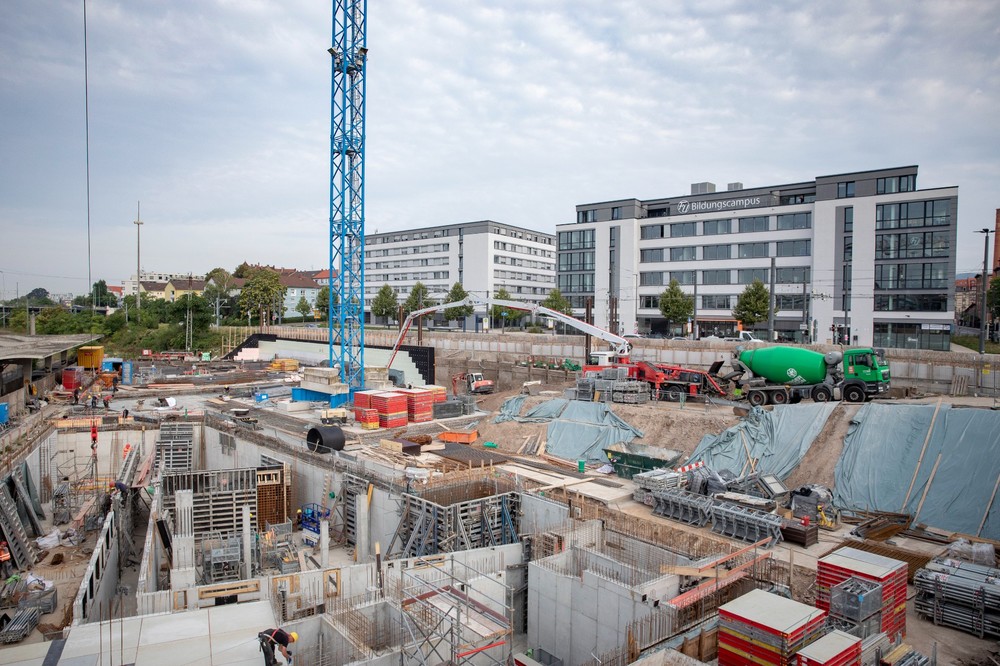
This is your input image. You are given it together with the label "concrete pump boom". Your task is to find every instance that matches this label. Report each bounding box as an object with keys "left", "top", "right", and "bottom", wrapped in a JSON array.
[{"left": 386, "top": 295, "right": 631, "bottom": 369}]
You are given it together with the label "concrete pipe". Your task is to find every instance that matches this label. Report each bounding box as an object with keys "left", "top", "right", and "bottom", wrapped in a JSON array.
[{"left": 306, "top": 426, "right": 345, "bottom": 454}]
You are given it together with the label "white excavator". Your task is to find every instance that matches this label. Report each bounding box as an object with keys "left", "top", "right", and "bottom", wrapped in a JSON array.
[{"left": 385, "top": 295, "right": 632, "bottom": 382}]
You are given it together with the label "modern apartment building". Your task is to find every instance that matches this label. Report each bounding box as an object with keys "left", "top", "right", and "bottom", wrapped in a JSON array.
[
  {"left": 363, "top": 221, "right": 556, "bottom": 320},
  {"left": 559, "top": 166, "right": 958, "bottom": 350}
]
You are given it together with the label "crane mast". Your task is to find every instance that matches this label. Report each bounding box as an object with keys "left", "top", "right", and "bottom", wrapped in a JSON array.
[{"left": 328, "top": 0, "right": 367, "bottom": 386}]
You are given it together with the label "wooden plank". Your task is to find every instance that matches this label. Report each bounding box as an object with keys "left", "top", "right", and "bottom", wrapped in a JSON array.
[
  {"left": 198, "top": 579, "right": 260, "bottom": 599},
  {"left": 977, "top": 473, "right": 1000, "bottom": 537},
  {"left": 658, "top": 564, "right": 724, "bottom": 578},
  {"left": 914, "top": 452, "right": 943, "bottom": 520},
  {"left": 901, "top": 397, "right": 942, "bottom": 510}
]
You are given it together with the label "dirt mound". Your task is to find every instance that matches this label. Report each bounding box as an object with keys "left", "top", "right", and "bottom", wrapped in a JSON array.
[{"left": 783, "top": 402, "right": 863, "bottom": 491}]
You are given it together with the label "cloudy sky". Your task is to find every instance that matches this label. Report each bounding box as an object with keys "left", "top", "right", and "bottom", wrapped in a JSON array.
[{"left": 1, "top": 0, "right": 998, "bottom": 298}]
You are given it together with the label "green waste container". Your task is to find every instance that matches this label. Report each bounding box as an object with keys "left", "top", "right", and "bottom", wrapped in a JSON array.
[{"left": 578, "top": 459, "right": 586, "bottom": 473}]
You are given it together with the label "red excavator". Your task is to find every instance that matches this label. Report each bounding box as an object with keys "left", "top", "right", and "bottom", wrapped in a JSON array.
[{"left": 452, "top": 372, "right": 495, "bottom": 396}]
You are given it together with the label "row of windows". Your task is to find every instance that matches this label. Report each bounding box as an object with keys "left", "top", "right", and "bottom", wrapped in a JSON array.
[
  {"left": 368, "top": 271, "right": 450, "bottom": 282},
  {"left": 559, "top": 229, "right": 596, "bottom": 250},
  {"left": 640, "top": 213, "right": 814, "bottom": 239},
  {"left": 877, "top": 175, "right": 916, "bottom": 195},
  {"left": 559, "top": 251, "right": 595, "bottom": 271},
  {"left": 558, "top": 273, "right": 595, "bottom": 293},
  {"left": 875, "top": 231, "right": 950, "bottom": 260},
  {"left": 493, "top": 226, "right": 553, "bottom": 244},
  {"left": 366, "top": 242, "right": 449, "bottom": 258},
  {"left": 495, "top": 255, "right": 554, "bottom": 270},
  {"left": 640, "top": 267, "right": 810, "bottom": 286},
  {"left": 493, "top": 241, "right": 555, "bottom": 258},
  {"left": 371, "top": 231, "right": 452, "bottom": 243},
  {"left": 636, "top": 293, "right": 809, "bottom": 311},
  {"left": 369, "top": 257, "right": 449, "bottom": 269},
  {"left": 876, "top": 200, "right": 950, "bottom": 230},
  {"left": 874, "top": 294, "right": 948, "bottom": 312},
  {"left": 874, "top": 263, "right": 949, "bottom": 290},
  {"left": 493, "top": 270, "right": 555, "bottom": 283},
  {"left": 639, "top": 240, "right": 812, "bottom": 262}
]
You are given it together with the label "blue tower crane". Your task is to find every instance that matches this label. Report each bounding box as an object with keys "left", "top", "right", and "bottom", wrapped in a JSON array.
[{"left": 328, "top": 0, "right": 367, "bottom": 387}]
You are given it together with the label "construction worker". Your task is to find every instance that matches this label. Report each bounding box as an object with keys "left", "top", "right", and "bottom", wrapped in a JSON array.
[{"left": 258, "top": 627, "right": 297, "bottom": 665}]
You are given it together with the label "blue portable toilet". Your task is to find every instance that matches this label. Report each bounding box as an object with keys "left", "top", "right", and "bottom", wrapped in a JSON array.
[{"left": 0, "top": 403, "right": 9, "bottom": 425}]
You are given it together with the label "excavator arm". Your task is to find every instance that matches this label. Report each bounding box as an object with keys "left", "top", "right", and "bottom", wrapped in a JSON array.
[{"left": 386, "top": 295, "right": 631, "bottom": 369}]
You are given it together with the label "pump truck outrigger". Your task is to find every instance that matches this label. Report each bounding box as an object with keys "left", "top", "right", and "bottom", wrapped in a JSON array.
[{"left": 386, "top": 296, "right": 633, "bottom": 382}]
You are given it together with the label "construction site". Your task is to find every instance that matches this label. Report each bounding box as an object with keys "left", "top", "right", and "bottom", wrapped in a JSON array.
[{"left": 0, "top": 320, "right": 999, "bottom": 666}]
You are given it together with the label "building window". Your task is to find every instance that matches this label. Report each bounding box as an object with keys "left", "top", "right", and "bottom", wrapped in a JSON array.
[
  {"left": 558, "top": 273, "right": 595, "bottom": 292},
  {"left": 612, "top": 207, "right": 621, "bottom": 220},
  {"left": 874, "top": 322, "right": 949, "bottom": 351},
  {"left": 776, "top": 240, "right": 811, "bottom": 257},
  {"left": 874, "top": 294, "right": 948, "bottom": 312},
  {"left": 558, "top": 229, "right": 595, "bottom": 250},
  {"left": 703, "top": 219, "right": 731, "bottom": 236},
  {"left": 738, "top": 268, "right": 769, "bottom": 284},
  {"left": 874, "top": 263, "right": 948, "bottom": 290},
  {"left": 702, "top": 244, "right": 732, "bottom": 261},
  {"left": 670, "top": 246, "right": 696, "bottom": 261},
  {"left": 576, "top": 209, "right": 597, "bottom": 223},
  {"left": 640, "top": 272, "right": 665, "bottom": 287},
  {"left": 874, "top": 231, "right": 950, "bottom": 259},
  {"left": 775, "top": 294, "right": 806, "bottom": 310},
  {"left": 876, "top": 175, "right": 916, "bottom": 194},
  {"left": 640, "top": 224, "right": 665, "bottom": 240},
  {"left": 648, "top": 207, "right": 668, "bottom": 218},
  {"left": 844, "top": 207, "right": 853, "bottom": 233},
  {"left": 701, "top": 294, "right": 731, "bottom": 309},
  {"left": 776, "top": 267, "right": 810, "bottom": 284},
  {"left": 837, "top": 181, "right": 856, "bottom": 198},
  {"left": 702, "top": 269, "right": 731, "bottom": 285},
  {"left": 670, "top": 222, "right": 698, "bottom": 238},
  {"left": 640, "top": 249, "right": 664, "bottom": 263},
  {"left": 843, "top": 239, "right": 853, "bottom": 262},
  {"left": 777, "top": 212, "right": 811, "bottom": 230},
  {"left": 640, "top": 295, "right": 660, "bottom": 309},
  {"left": 669, "top": 271, "right": 695, "bottom": 285},
  {"left": 738, "top": 216, "right": 769, "bottom": 233},
  {"left": 558, "top": 251, "right": 595, "bottom": 271},
  {"left": 876, "top": 200, "right": 950, "bottom": 230},
  {"left": 739, "top": 242, "right": 768, "bottom": 259}
]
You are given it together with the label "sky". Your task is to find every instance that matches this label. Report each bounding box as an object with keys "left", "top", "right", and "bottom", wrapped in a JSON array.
[{"left": 1, "top": 0, "right": 998, "bottom": 298}]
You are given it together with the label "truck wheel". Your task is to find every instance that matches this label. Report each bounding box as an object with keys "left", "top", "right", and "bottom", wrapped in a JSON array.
[
  {"left": 811, "top": 386, "right": 833, "bottom": 402},
  {"left": 843, "top": 385, "right": 866, "bottom": 403},
  {"left": 789, "top": 394, "right": 802, "bottom": 404},
  {"left": 747, "top": 391, "right": 766, "bottom": 407},
  {"left": 665, "top": 386, "right": 683, "bottom": 402},
  {"left": 771, "top": 391, "right": 788, "bottom": 405}
]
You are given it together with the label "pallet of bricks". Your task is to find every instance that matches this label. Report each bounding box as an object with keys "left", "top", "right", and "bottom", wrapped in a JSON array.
[
  {"left": 914, "top": 557, "right": 1000, "bottom": 639},
  {"left": 718, "top": 589, "right": 827, "bottom": 665},
  {"left": 371, "top": 391, "right": 408, "bottom": 428},
  {"left": 352, "top": 390, "right": 381, "bottom": 430},
  {"left": 398, "top": 388, "right": 433, "bottom": 423},
  {"left": 794, "top": 630, "right": 861, "bottom": 666},
  {"left": 816, "top": 547, "right": 907, "bottom": 643}
]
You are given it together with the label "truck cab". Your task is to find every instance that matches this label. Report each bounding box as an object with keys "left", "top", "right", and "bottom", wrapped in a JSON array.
[{"left": 841, "top": 348, "right": 890, "bottom": 401}]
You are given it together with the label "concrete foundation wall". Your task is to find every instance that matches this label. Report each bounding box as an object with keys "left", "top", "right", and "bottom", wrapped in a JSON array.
[
  {"left": 520, "top": 493, "right": 570, "bottom": 536},
  {"left": 73, "top": 511, "right": 121, "bottom": 624}
]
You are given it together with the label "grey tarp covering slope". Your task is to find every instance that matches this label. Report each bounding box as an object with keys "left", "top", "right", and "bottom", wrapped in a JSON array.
[
  {"left": 493, "top": 396, "right": 569, "bottom": 423},
  {"left": 689, "top": 402, "right": 838, "bottom": 480},
  {"left": 544, "top": 400, "right": 644, "bottom": 463},
  {"left": 834, "top": 403, "right": 1000, "bottom": 540}
]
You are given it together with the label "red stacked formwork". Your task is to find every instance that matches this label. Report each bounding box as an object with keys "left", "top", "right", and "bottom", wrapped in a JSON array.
[
  {"left": 423, "top": 385, "right": 448, "bottom": 403},
  {"left": 795, "top": 630, "right": 861, "bottom": 666},
  {"left": 399, "top": 388, "right": 434, "bottom": 423},
  {"left": 354, "top": 407, "right": 379, "bottom": 430},
  {"left": 718, "top": 589, "right": 827, "bottom": 666},
  {"left": 372, "top": 392, "right": 408, "bottom": 428},
  {"left": 353, "top": 390, "right": 380, "bottom": 409},
  {"left": 62, "top": 367, "right": 83, "bottom": 391},
  {"left": 816, "top": 547, "right": 907, "bottom": 642}
]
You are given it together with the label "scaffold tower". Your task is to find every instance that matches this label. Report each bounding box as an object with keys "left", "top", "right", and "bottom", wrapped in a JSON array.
[{"left": 328, "top": 0, "right": 367, "bottom": 386}]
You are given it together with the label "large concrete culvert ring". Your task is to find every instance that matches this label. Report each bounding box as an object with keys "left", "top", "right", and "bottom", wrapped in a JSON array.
[{"left": 306, "top": 426, "right": 346, "bottom": 454}]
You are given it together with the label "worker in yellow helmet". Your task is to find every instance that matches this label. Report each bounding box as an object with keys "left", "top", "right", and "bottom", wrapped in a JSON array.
[{"left": 258, "top": 627, "right": 297, "bottom": 665}]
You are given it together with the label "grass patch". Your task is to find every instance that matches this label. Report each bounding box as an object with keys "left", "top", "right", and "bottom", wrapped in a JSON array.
[{"left": 952, "top": 334, "right": 1000, "bottom": 355}]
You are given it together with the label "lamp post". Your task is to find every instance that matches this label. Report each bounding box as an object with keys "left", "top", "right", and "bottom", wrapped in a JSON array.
[
  {"left": 977, "top": 228, "right": 993, "bottom": 355},
  {"left": 134, "top": 202, "right": 143, "bottom": 314}
]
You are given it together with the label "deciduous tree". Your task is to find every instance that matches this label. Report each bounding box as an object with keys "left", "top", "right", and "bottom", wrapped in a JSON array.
[
  {"left": 732, "top": 279, "right": 771, "bottom": 328},
  {"left": 659, "top": 280, "right": 694, "bottom": 334}
]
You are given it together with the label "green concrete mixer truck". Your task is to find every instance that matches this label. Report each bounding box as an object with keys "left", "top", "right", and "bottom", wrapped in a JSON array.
[{"left": 729, "top": 345, "right": 890, "bottom": 406}]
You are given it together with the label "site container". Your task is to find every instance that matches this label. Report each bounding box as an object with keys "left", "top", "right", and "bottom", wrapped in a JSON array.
[{"left": 77, "top": 346, "right": 104, "bottom": 370}]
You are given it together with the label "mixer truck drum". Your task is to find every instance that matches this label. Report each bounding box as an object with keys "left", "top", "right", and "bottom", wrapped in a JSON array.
[{"left": 306, "top": 426, "right": 346, "bottom": 454}]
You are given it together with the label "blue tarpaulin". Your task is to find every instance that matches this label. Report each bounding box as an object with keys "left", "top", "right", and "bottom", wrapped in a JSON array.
[
  {"left": 493, "top": 396, "right": 568, "bottom": 423},
  {"left": 689, "top": 403, "right": 838, "bottom": 480},
  {"left": 834, "top": 402, "right": 1000, "bottom": 540}
]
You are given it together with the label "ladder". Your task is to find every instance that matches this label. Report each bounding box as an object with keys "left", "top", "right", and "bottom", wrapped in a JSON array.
[{"left": 0, "top": 484, "right": 36, "bottom": 570}]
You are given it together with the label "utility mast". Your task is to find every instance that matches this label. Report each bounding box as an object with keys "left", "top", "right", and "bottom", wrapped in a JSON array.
[{"left": 328, "top": 0, "right": 367, "bottom": 386}]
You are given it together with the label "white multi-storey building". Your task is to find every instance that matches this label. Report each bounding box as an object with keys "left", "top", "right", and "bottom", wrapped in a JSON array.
[
  {"left": 364, "top": 221, "right": 556, "bottom": 322},
  {"left": 560, "top": 166, "right": 958, "bottom": 350},
  {"left": 125, "top": 271, "right": 205, "bottom": 297}
]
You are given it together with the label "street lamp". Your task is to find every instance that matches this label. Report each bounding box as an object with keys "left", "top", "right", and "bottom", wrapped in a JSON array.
[
  {"left": 134, "top": 202, "right": 143, "bottom": 313},
  {"left": 977, "top": 228, "right": 993, "bottom": 354}
]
